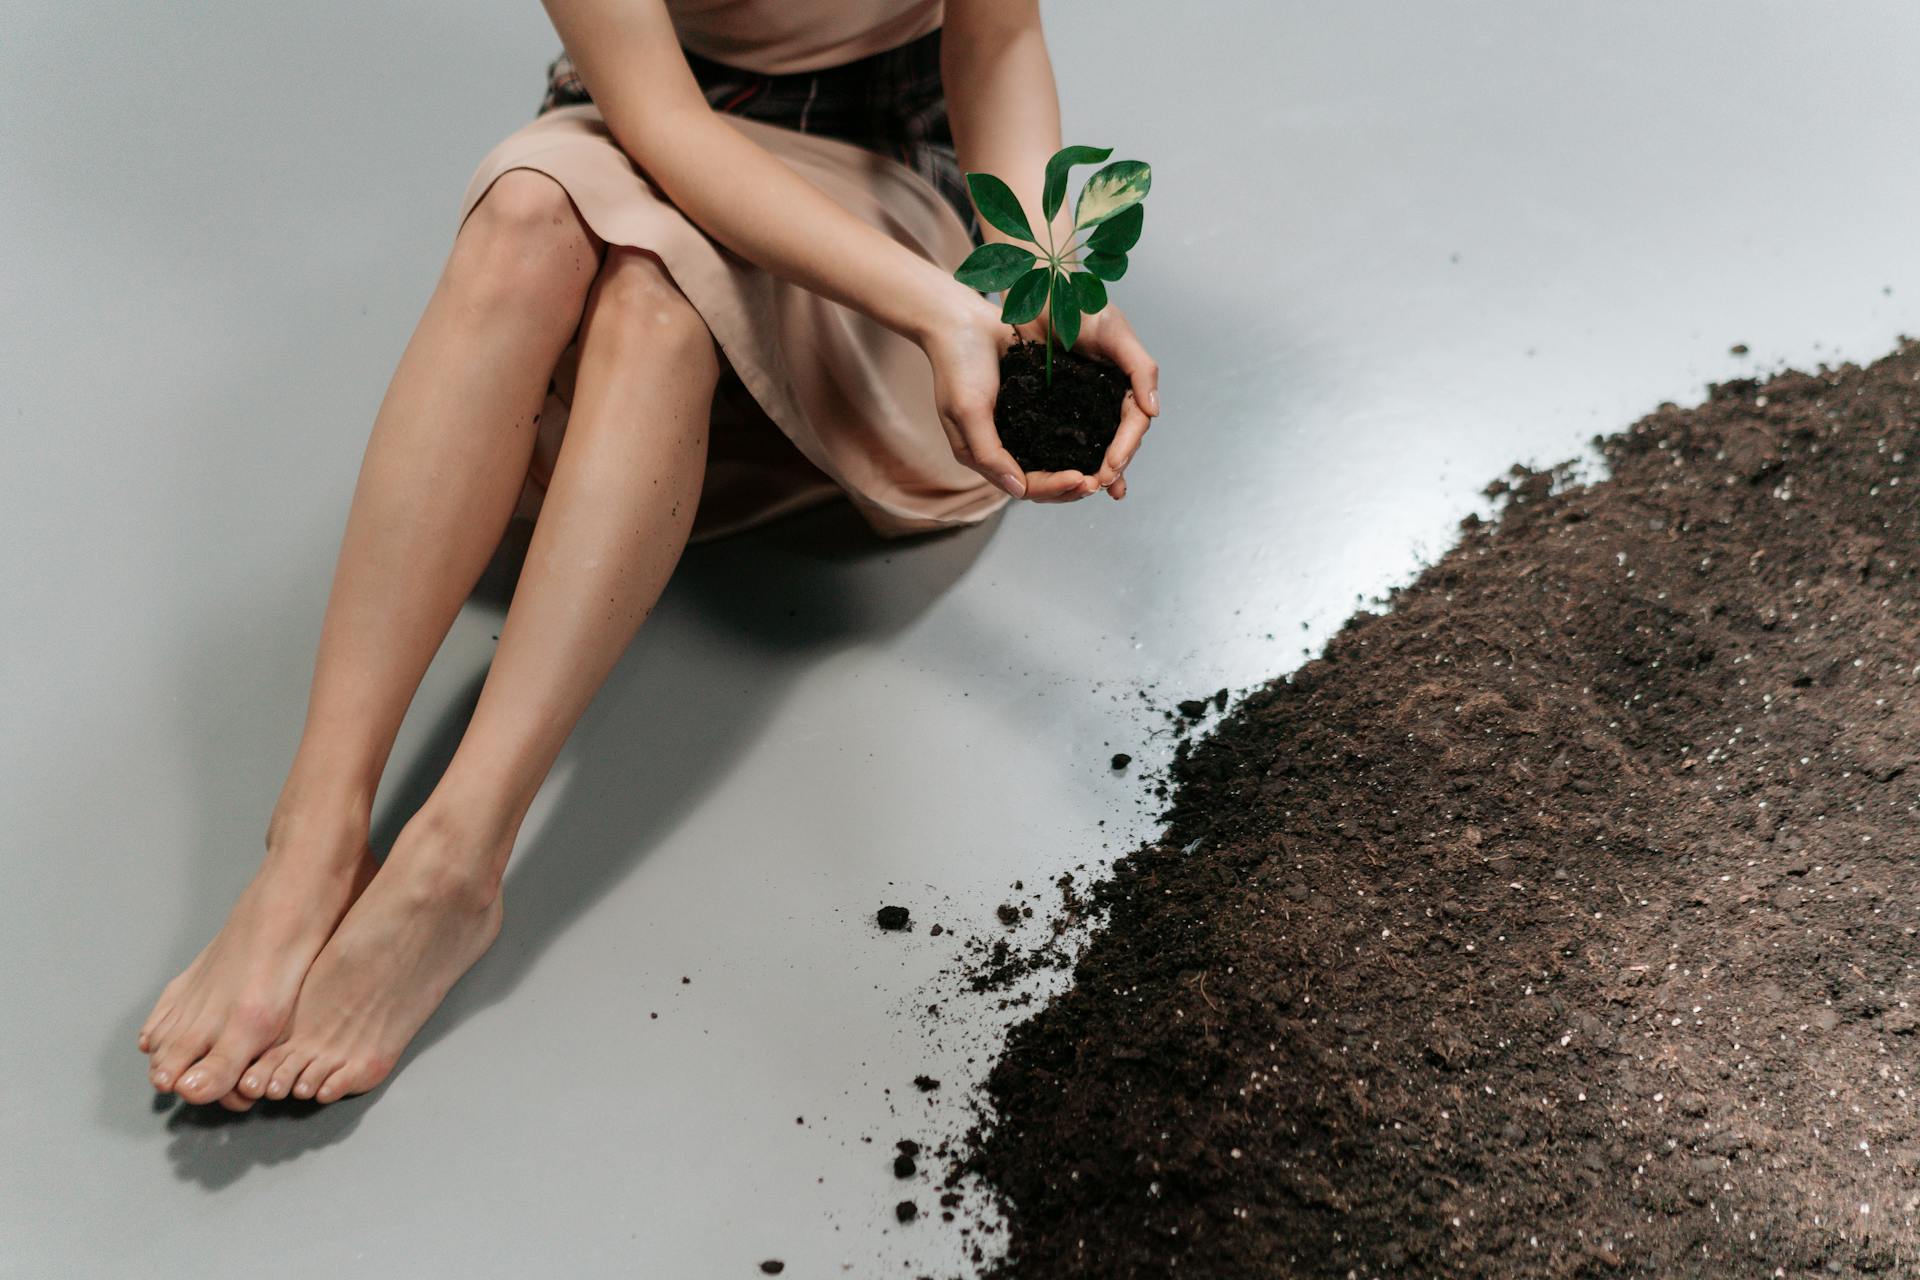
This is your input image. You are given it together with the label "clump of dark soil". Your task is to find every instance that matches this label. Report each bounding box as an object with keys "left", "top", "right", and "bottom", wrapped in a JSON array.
[
  {"left": 955, "top": 344, "right": 1920, "bottom": 1276},
  {"left": 994, "top": 341, "right": 1128, "bottom": 475},
  {"left": 877, "top": 905, "right": 911, "bottom": 931}
]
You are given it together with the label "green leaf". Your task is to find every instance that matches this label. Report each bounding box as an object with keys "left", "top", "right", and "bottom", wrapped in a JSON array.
[
  {"left": 966, "top": 173, "right": 1035, "bottom": 243},
  {"left": 1074, "top": 160, "right": 1152, "bottom": 230},
  {"left": 1049, "top": 271, "right": 1082, "bottom": 351},
  {"left": 955, "top": 242, "right": 1038, "bottom": 292},
  {"left": 1070, "top": 269, "right": 1108, "bottom": 315},
  {"left": 1042, "top": 145, "right": 1112, "bottom": 223},
  {"left": 1087, "top": 202, "right": 1143, "bottom": 254},
  {"left": 1084, "top": 251, "right": 1129, "bottom": 282},
  {"left": 1000, "top": 267, "right": 1051, "bottom": 325}
]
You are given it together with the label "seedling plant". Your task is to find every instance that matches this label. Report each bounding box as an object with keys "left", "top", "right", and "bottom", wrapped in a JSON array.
[{"left": 954, "top": 145, "right": 1152, "bottom": 387}]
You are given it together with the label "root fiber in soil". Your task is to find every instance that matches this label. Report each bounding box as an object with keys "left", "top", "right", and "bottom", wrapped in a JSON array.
[
  {"left": 955, "top": 344, "right": 1920, "bottom": 1277},
  {"left": 994, "top": 340, "right": 1128, "bottom": 474}
]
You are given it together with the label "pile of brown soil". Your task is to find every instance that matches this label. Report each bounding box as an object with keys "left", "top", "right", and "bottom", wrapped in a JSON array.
[
  {"left": 994, "top": 340, "right": 1128, "bottom": 475},
  {"left": 953, "top": 344, "right": 1920, "bottom": 1276}
]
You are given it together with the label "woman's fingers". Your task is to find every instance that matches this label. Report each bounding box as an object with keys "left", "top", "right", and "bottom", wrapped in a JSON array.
[
  {"left": 1024, "top": 470, "right": 1099, "bottom": 503},
  {"left": 941, "top": 406, "right": 1027, "bottom": 498},
  {"left": 1091, "top": 391, "right": 1152, "bottom": 493},
  {"left": 1087, "top": 309, "right": 1159, "bottom": 419}
]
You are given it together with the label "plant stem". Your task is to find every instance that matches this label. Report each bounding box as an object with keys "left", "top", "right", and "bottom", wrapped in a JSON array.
[{"left": 1043, "top": 220, "right": 1057, "bottom": 388}]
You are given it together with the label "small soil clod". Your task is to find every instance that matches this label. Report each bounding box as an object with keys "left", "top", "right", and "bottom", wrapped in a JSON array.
[{"left": 875, "top": 905, "right": 911, "bottom": 931}]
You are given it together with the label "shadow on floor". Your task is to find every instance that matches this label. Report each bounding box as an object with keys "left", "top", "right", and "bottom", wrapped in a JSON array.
[{"left": 134, "top": 499, "right": 996, "bottom": 1189}]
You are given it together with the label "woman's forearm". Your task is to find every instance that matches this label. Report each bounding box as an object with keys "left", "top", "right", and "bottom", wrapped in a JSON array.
[
  {"left": 942, "top": 0, "right": 1067, "bottom": 253},
  {"left": 540, "top": 0, "right": 974, "bottom": 343}
]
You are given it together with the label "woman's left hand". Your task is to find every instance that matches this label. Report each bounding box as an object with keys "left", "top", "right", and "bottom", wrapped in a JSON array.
[{"left": 1016, "top": 302, "right": 1160, "bottom": 500}]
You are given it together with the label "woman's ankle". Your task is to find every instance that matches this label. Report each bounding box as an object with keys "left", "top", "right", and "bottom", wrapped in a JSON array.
[
  {"left": 387, "top": 793, "right": 520, "bottom": 905},
  {"left": 264, "top": 779, "right": 374, "bottom": 871}
]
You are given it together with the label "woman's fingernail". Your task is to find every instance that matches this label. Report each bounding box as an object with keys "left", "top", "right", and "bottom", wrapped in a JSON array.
[
  {"left": 999, "top": 473, "right": 1026, "bottom": 498},
  {"left": 1146, "top": 389, "right": 1161, "bottom": 415}
]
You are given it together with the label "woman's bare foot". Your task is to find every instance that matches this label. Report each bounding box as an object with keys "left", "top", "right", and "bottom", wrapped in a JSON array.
[
  {"left": 238, "top": 803, "right": 510, "bottom": 1104},
  {"left": 140, "top": 801, "right": 376, "bottom": 1105}
]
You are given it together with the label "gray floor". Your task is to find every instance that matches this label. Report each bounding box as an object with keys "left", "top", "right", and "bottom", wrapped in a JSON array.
[{"left": 6, "top": 2, "right": 1920, "bottom": 1276}]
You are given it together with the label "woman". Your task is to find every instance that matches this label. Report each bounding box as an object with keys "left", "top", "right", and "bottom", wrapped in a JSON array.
[{"left": 138, "top": 0, "right": 1160, "bottom": 1110}]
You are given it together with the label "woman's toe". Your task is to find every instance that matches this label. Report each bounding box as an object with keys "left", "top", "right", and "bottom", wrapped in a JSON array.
[
  {"left": 216, "top": 1090, "right": 255, "bottom": 1113},
  {"left": 175, "top": 1044, "right": 252, "bottom": 1105},
  {"left": 315, "top": 1067, "right": 353, "bottom": 1104},
  {"left": 137, "top": 1013, "right": 165, "bottom": 1053},
  {"left": 237, "top": 1046, "right": 285, "bottom": 1100},
  {"left": 266, "top": 1049, "right": 310, "bottom": 1100},
  {"left": 140, "top": 984, "right": 184, "bottom": 1051},
  {"left": 144, "top": 1006, "right": 184, "bottom": 1057},
  {"left": 316, "top": 1057, "right": 390, "bottom": 1104},
  {"left": 292, "top": 1055, "right": 336, "bottom": 1101},
  {"left": 148, "top": 1032, "right": 211, "bottom": 1093}
]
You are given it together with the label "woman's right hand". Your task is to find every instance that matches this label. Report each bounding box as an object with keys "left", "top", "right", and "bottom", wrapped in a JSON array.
[{"left": 917, "top": 291, "right": 1105, "bottom": 504}]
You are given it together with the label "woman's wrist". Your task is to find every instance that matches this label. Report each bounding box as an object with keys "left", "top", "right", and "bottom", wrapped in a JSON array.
[{"left": 890, "top": 259, "right": 994, "bottom": 348}]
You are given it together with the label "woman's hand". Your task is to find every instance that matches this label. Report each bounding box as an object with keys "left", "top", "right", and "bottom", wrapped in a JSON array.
[
  {"left": 918, "top": 292, "right": 1102, "bottom": 503},
  {"left": 1016, "top": 302, "right": 1160, "bottom": 501},
  {"left": 920, "top": 291, "right": 1162, "bottom": 503}
]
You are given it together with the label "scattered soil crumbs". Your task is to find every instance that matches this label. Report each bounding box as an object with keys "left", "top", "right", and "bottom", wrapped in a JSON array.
[
  {"left": 954, "top": 345, "right": 1920, "bottom": 1277},
  {"left": 994, "top": 340, "right": 1129, "bottom": 475}
]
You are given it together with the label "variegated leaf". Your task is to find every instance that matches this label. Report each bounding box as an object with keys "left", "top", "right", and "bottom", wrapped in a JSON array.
[
  {"left": 1074, "top": 161, "right": 1152, "bottom": 230},
  {"left": 1042, "top": 145, "right": 1112, "bottom": 223}
]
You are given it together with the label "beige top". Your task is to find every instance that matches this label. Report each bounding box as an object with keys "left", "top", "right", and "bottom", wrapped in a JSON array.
[{"left": 669, "top": 0, "right": 944, "bottom": 74}]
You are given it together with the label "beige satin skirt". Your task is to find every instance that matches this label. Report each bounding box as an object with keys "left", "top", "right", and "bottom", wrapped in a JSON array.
[{"left": 454, "top": 103, "right": 1007, "bottom": 543}]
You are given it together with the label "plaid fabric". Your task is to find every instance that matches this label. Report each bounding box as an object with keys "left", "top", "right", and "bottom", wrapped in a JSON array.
[{"left": 539, "top": 28, "right": 977, "bottom": 240}]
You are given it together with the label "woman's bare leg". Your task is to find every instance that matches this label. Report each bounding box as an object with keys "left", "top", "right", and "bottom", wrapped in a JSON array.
[
  {"left": 240, "top": 245, "right": 719, "bottom": 1104},
  {"left": 141, "top": 170, "right": 603, "bottom": 1107}
]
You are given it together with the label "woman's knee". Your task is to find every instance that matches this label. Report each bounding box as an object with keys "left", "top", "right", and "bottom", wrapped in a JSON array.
[
  {"left": 449, "top": 169, "right": 599, "bottom": 316},
  {"left": 583, "top": 247, "right": 715, "bottom": 365}
]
